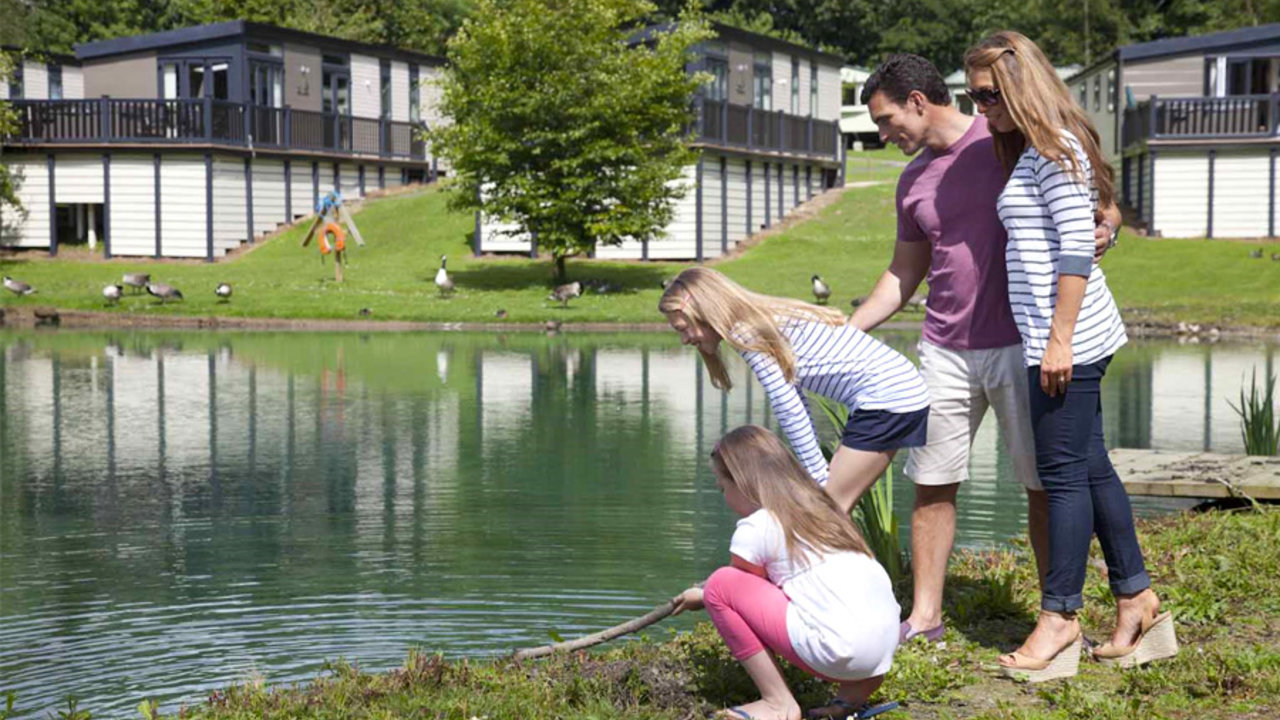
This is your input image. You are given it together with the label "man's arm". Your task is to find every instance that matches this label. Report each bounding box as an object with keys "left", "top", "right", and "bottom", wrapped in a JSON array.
[{"left": 848, "top": 240, "right": 931, "bottom": 332}]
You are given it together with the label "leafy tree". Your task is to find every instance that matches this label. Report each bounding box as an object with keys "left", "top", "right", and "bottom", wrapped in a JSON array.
[
  {"left": 428, "top": 0, "right": 713, "bottom": 281},
  {"left": 1, "top": 52, "right": 22, "bottom": 227}
]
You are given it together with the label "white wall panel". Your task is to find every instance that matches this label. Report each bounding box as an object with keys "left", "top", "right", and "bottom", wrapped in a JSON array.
[
  {"left": 160, "top": 156, "right": 209, "bottom": 258},
  {"left": 817, "top": 63, "right": 841, "bottom": 121},
  {"left": 22, "top": 61, "right": 47, "bottom": 99},
  {"left": 252, "top": 159, "right": 287, "bottom": 234},
  {"left": 1212, "top": 151, "right": 1270, "bottom": 238},
  {"left": 292, "top": 161, "right": 319, "bottom": 218},
  {"left": 212, "top": 155, "right": 246, "bottom": 251},
  {"left": 55, "top": 156, "right": 104, "bottom": 204},
  {"left": 107, "top": 154, "right": 156, "bottom": 257},
  {"left": 1152, "top": 152, "right": 1208, "bottom": 238},
  {"left": 725, "top": 157, "right": 748, "bottom": 244},
  {"left": 63, "top": 66, "right": 84, "bottom": 99},
  {"left": 0, "top": 157, "right": 50, "bottom": 247},
  {"left": 350, "top": 54, "right": 381, "bottom": 119},
  {"left": 339, "top": 162, "right": 361, "bottom": 199},
  {"left": 772, "top": 51, "right": 790, "bottom": 115},
  {"left": 702, "top": 155, "right": 724, "bottom": 257},
  {"left": 649, "top": 165, "right": 698, "bottom": 259},
  {"left": 391, "top": 61, "right": 410, "bottom": 123}
]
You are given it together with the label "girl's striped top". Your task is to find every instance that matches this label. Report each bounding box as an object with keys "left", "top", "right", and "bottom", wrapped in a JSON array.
[
  {"left": 737, "top": 319, "right": 930, "bottom": 485},
  {"left": 996, "top": 131, "right": 1127, "bottom": 367}
]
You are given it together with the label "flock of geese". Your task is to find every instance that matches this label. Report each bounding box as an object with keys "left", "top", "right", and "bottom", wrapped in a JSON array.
[{"left": 3, "top": 273, "right": 231, "bottom": 305}]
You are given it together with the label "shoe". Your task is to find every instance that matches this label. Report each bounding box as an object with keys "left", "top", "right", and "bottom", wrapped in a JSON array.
[
  {"left": 708, "top": 708, "right": 752, "bottom": 719},
  {"left": 807, "top": 698, "right": 900, "bottom": 719},
  {"left": 1092, "top": 610, "right": 1178, "bottom": 668},
  {"left": 998, "top": 633, "right": 1083, "bottom": 683},
  {"left": 899, "top": 620, "right": 945, "bottom": 644}
]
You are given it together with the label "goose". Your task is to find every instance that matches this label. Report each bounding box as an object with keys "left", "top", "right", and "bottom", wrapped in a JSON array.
[
  {"left": 434, "top": 255, "right": 454, "bottom": 296},
  {"left": 102, "top": 285, "right": 123, "bottom": 304},
  {"left": 215, "top": 283, "right": 233, "bottom": 301},
  {"left": 1272, "top": 253, "right": 1280, "bottom": 262},
  {"left": 545, "top": 319, "right": 563, "bottom": 333},
  {"left": 660, "top": 279, "right": 672, "bottom": 290},
  {"left": 122, "top": 273, "right": 150, "bottom": 294},
  {"left": 811, "top": 275, "right": 831, "bottom": 304},
  {"left": 548, "top": 281, "right": 581, "bottom": 308},
  {"left": 146, "top": 282, "right": 184, "bottom": 304},
  {"left": 358, "top": 308, "right": 373, "bottom": 317},
  {"left": 3, "top": 276, "right": 35, "bottom": 295},
  {"left": 495, "top": 309, "right": 508, "bottom": 319},
  {"left": 1249, "top": 248, "right": 1264, "bottom": 259}
]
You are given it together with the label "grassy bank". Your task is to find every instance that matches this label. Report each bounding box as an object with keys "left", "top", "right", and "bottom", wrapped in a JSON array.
[
  {"left": 22, "top": 507, "right": 1263, "bottom": 720},
  {"left": 2, "top": 167, "right": 1278, "bottom": 329}
]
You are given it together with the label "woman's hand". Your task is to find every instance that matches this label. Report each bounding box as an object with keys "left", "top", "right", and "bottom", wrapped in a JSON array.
[
  {"left": 1041, "top": 336, "right": 1073, "bottom": 397},
  {"left": 671, "top": 587, "right": 704, "bottom": 615}
]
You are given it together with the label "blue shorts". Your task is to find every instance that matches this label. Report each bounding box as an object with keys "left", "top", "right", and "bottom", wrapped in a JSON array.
[{"left": 841, "top": 407, "right": 929, "bottom": 452}]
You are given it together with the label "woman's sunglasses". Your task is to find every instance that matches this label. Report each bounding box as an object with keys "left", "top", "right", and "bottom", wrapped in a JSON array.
[{"left": 966, "top": 86, "right": 1002, "bottom": 108}]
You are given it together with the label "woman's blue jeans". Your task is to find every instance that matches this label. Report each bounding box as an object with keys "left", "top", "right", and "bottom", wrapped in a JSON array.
[{"left": 1028, "top": 355, "right": 1150, "bottom": 613}]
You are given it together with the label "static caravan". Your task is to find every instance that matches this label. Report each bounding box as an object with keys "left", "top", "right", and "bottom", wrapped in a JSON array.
[
  {"left": 2, "top": 21, "right": 444, "bottom": 259},
  {"left": 1067, "top": 24, "right": 1280, "bottom": 239},
  {"left": 474, "top": 23, "right": 846, "bottom": 262}
]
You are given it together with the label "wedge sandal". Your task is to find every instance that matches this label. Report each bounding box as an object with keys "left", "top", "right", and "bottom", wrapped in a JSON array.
[
  {"left": 1092, "top": 610, "right": 1179, "bottom": 668},
  {"left": 998, "top": 634, "right": 1083, "bottom": 683}
]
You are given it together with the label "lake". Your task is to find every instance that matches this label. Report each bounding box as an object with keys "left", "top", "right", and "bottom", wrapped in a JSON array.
[{"left": 1, "top": 330, "right": 1275, "bottom": 717}]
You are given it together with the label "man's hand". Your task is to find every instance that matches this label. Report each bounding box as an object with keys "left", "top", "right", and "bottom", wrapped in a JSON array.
[
  {"left": 1093, "top": 203, "right": 1122, "bottom": 261},
  {"left": 671, "top": 587, "right": 704, "bottom": 616}
]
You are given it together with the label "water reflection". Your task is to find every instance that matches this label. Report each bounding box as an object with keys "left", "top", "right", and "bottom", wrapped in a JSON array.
[{"left": 0, "top": 331, "right": 1275, "bottom": 718}]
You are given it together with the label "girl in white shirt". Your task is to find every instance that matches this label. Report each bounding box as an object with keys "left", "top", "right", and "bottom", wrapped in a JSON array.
[
  {"left": 659, "top": 267, "right": 930, "bottom": 513},
  {"left": 672, "top": 425, "right": 900, "bottom": 720}
]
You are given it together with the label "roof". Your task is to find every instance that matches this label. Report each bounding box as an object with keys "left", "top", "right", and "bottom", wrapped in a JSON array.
[
  {"left": 1, "top": 45, "right": 79, "bottom": 65},
  {"left": 944, "top": 64, "right": 1080, "bottom": 87},
  {"left": 635, "top": 22, "right": 846, "bottom": 66},
  {"left": 1119, "top": 22, "right": 1280, "bottom": 62},
  {"left": 74, "top": 20, "right": 444, "bottom": 66},
  {"left": 841, "top": 65, "right": 871, "bottom": 83}
]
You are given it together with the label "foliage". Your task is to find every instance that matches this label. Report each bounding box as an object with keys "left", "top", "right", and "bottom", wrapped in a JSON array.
[
  {"left": 0, "top": 51, "right": 21, "bottom": 227},
  {"left": 813, "top": 396, "right": 910, "bottom": 587},
  {"left": 428, "top": 0, "right": 712, "bottom": 281},
  {"left": 1228, "top": 368, "right": 1279, "bottom": 456}
]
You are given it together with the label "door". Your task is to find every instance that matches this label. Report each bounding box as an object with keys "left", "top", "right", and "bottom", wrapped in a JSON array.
[
  {"left": 322, "top": 68, "right": 351, "bottom": 150},
  {"left": 249, "top": 61, "right": 283, "bottom": 144}
]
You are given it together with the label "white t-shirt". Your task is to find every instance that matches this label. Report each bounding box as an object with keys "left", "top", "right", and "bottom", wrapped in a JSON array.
[{"left": 729, "top": 509, "right": 901, "bottom": 679}]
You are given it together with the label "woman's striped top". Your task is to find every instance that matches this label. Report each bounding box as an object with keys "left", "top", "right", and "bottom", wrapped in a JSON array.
[
  {"left": 738, "top": 319, "right": 930, "bottom": 485},
  {"left": 996, "top": 131, "right": 1127, "bottom": 366}
]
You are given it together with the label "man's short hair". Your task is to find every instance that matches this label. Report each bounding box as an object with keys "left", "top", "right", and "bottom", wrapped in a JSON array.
[{"left": 860, "top": 54, "right": 951, "bottom": 107}]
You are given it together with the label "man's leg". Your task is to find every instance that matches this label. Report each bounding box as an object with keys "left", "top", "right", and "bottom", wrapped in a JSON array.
[
  {"left": 989, "top": 342, "right": 1049, "bottom": 590},
  {"left": 906, "top": 481, "right": 959, "bottom": 634}
]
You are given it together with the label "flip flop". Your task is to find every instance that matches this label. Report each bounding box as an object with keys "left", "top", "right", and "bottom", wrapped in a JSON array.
[
  {"left": 808, "top": 698, "right": 901, "bottom": 719},
  {"left": 899, "top": 620, "right": 945, "bottom": 643},
  {"left": 707, "top": 708, "right": 753, "bottom": 720}
]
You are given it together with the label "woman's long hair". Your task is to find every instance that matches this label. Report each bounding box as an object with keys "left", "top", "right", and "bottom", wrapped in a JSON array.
[
  {"left": 657, "top": 267, "right": 844, "bottom": 390},
  {"left": 712, "top": 425, "right": 871, "bottom": 563},
  {"left": 963, "top": 31, "right": 1115, "bottom": 209}
]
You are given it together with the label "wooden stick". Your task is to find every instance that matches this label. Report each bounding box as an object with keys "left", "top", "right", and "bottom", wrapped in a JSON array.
[
  {"left": 511, "top": 600, "right": 676, "bottom": 661},
  {"left": 301, "top": 215, "right": 325, "bottom": 247}
]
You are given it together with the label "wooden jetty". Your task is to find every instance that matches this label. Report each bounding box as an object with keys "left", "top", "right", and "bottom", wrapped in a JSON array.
[{"left": 1112, "top": 449, "right": 1280, "bottom": 500}]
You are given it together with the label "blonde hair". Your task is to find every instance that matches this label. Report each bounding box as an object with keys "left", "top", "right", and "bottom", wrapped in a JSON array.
[
  {"left": 963, "top": 31, "right": 1115, "bottom": 209},
  {"left": 658, "top": 267, "right": 845, "bottom": 390},
  {"left": 712, "top": 425, "right": 871, "bottom": 562}
]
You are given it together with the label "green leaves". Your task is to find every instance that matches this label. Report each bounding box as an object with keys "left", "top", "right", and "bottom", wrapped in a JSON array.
[{"left": 428, "top": 0, "right": 712, "bottom": 277}]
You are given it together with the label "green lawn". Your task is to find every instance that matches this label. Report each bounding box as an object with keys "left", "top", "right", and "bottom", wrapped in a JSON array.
[{"left": 2, "top": 171, "right": 1278, "bottom": 328}]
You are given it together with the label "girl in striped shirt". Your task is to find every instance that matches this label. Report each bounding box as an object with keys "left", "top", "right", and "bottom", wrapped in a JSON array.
[
  {"left": 965, "top": 31, "right": 1176, "bottom": 682},
  {"left": 659, "top": 267, "right": 930, "bottom": 513}
]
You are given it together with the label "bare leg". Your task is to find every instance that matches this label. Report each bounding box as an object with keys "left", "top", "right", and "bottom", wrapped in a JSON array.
[
  {"left": 1110, "top": 588, "right": 1163, "bottom": 648},
  {"left": 904, "top": 482, "right": 958, "bottom": 634},
  {"left": 727, "top": 651, "right": 801, "bottom": 720},
  {"left": 1026, "top": 489, "right": 1050, "bottom": 591},
  {"left": 824, "top": 445, "right": 895, "bottom": 514},
  {"left": 1000, "top": 610, "right": 1079, "bottom": 666},
  {"left": 807, "top": 675, "right": 884, "bottom": 718}
]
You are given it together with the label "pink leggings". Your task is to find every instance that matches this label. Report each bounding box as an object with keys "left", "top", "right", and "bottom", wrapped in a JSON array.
[{"left": 703, "top": 566, "right": 830, "bottom": 681}]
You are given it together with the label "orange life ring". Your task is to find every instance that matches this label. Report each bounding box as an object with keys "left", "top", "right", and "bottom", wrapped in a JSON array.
[{"left": 321, "top": 222, "right": 346, "bottom": 255}]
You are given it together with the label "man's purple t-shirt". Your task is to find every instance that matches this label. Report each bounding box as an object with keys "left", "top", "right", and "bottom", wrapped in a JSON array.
[{"left": 896, "top": 119, "right": 1022, "bottom": 350}]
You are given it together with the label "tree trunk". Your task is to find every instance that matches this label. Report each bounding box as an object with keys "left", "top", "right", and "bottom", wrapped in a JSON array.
[{"left": 554, "top": 253, "right": 567, "bottom": 283}]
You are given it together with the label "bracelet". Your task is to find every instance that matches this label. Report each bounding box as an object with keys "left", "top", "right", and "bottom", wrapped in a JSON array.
[{"left": 1101, "top": 220, "right": 1119, "bottom": 248}]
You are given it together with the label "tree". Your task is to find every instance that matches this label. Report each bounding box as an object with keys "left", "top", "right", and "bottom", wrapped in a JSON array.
[
  {"left": 1, "top": 51, "right": 23, "bottom": 231},
  {"left": 428, "top": 0, "right": 712, "bottom": 281}
]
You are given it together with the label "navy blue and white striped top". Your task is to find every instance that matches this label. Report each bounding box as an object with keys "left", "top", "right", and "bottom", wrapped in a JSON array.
[
  {"left": 996, "top": 131, "right": 1127, "bottom": 366},
  {"left": 738, "top": 320, "right": 930, "bottom": 485}
]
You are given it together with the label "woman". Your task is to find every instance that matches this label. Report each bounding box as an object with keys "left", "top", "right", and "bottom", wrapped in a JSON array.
[
  {"left": 963, "top": 31, "right": 1177, "bottom": 681},
  {"left": 659, "top": 267, "right": 930, "bottom": 513}
]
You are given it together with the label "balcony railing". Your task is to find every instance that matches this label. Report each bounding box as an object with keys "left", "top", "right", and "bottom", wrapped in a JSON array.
[
  {"left": 1123, "top": 94, "right": 1280, "bottom": 147},
  {"left": 698, "top": 99, "right": 840, "bottom": 160},
  {"left": 4, "top": 98, "right": 429, "bottom": 160}
]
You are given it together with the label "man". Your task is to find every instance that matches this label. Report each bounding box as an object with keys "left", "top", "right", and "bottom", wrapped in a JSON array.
[{"left": 849, "top": 54, "right": 1119, "bottom": 642}]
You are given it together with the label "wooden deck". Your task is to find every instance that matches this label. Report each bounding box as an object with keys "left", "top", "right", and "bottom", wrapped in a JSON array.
[{"left": 1112, "top": 449, "right": 1280, "bottom": 500}]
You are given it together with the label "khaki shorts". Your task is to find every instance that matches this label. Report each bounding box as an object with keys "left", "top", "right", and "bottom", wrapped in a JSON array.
[{"left": 905, "top": 340, "right": 1042, "bottom": 491}]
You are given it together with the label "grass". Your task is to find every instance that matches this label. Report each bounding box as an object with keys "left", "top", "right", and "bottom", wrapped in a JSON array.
[
  {"left": 1229, "top": 368, "right": 1279, "bottom": 456},
  {"left": 11, "top": 507, "right": 1272, "bottom": 719},
  {"left": 2, "top": 166, "right": 1278, "bottom": 329}
]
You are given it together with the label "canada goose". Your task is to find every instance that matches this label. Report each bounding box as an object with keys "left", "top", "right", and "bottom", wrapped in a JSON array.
[
  {"left": 1249, "top": 248, "right": 1264, "bottom": 259},
  {"left": 215, "top": 283, "right": 233, "bottom": 301},
  {"left": 1272, "top": 253, "right": 1280, "bottom": 261},
  {"left": 3, "top": 276, "right": 35, "bottom": 295},
  {"left": 545, "top": 319, "right": 563, "bottom": 333},
  {"left": 358, "top": 308, "right": 373, "bottom": 317},
  {"left": 549, "top": 281, "right": 581, "bottom": 308},
  {"left": 811, "top": 275, "right": 831, "bottom": 304},
  {"left": 850, "top": 296, "right": 866, "bottom": 309},
  {"left": 122, "top": 273, "right": 150, "bottom": 293},
  {"left": 146, "top": 282, "right": 184, "bottom": 304},
  {"left": 661, "top": 279, "right": 673, "bottom": 290},
  {"left": 435, "top": 255, "right": 454, "bottom": 296},
  {"left": 495, "top": 309, "right": 508, "bottom": 319},
  {"left": 102, "top": 285, "right": 123, "bottom": 304}
]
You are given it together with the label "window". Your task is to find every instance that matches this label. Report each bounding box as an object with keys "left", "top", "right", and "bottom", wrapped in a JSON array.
[
  {"left": 809, "top": 61, "right": 817, "bottom": 117},
  {"left": 1078, "top": 81, "right": 1086, "bottom": 108},
  {"left": 249, "top": 61, "right": 282, "bottom": 106},
  {"left": 380, "top": 58, "right": 391, "bottom": 119},
  {"left": 8, "top": 58, "right": 23, "bottom": 99},
  {"left": 1106, "top": 69, "right": 1116, "bottom": 112},
  {"left": 1092, "top": 75, "right": 1100, "bottom": 112},
  {"left": 753, "top": 52, "right": 771, "bottom": 110},
  {"left": 247, "top": 42, "right": 282, "bottom": 56},
  {"left": 409, "top": 64, "right": 420, "bottom": 123},
  {"left": 48, "top": 63, "right": 62, "bottom": 100},
  {"left": 705, "top": 57, "right": 727, "bottom": 102},
  {"left": 790, "top": 56, "right": 799, "bottom": 114},
  {"left": 322, "top": 54, "right": 348, "bottom": 66}
]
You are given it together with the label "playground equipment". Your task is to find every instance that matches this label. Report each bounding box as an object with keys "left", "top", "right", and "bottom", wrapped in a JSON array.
[{"left": 302, "top": 192, "right": 366, "bottom": 282}]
